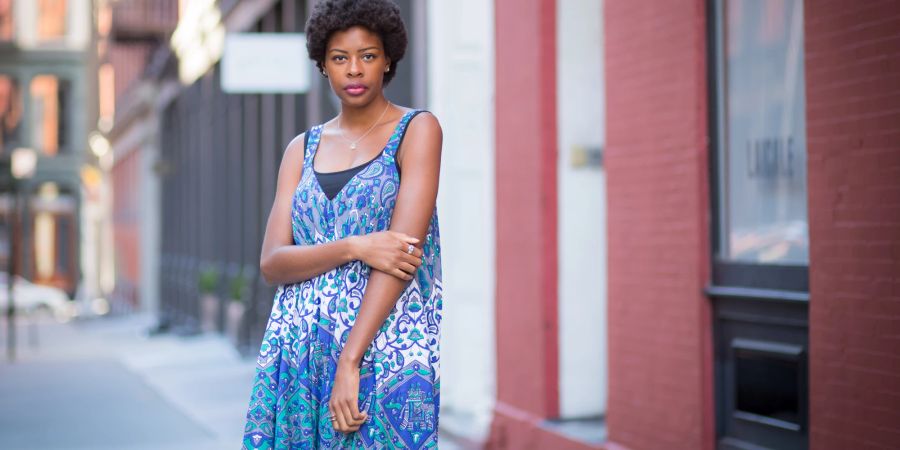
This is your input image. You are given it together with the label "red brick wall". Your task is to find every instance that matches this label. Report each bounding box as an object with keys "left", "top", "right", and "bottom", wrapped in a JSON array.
[
  {"left": 107, "top": 43, "right": 154, "bottom": 101},
  {"left": 112, "top": 146, "right": 141, "bottom": 302},
  {"left": 805, "top": 2, "right": 900, "bottom": 448},
  {"left": 604, "top": 0, "right": 714, "bottom": 449},
  {"left": 488, "top": 0, "right": 561, "bottom": 448},
  {"left": 111, "top": 0, "right": 179, "bottom": 37}
]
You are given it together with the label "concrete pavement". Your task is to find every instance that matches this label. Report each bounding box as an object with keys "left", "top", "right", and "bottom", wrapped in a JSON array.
[{"left": 0, "top": 312, "right": 473, "bottom": 449}]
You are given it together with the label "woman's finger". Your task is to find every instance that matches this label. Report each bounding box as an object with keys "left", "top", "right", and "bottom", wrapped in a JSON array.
[
  {"left": 346, "top": 398, "right": 367, "bottom": 428},
  {"left": 398, "top": 240, "right": 419, "bottom": 255},
  {"left": 331, "top": 402, "right": 350, "bottom": 433},
  {"left": 402, "top": 253, "right": 423, "bottom": 267},
  {"left": 386, "top": 230, "right": 415, "bottom": 242},
  {"left": 392, "top": 268, "right": 413, "bottom": 281},
  {"left": 397, "top": 261, "right": 417, "bottom": 275},
  {"left": 339, "top": 401, "right": 362, "bottom": 431}
]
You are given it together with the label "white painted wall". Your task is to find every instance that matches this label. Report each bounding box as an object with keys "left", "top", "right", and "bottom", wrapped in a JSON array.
[
  {"left": 557, "top": 0, "right": 607, "bottom": 418},
  {"left": 426, "top": 0, "right": 496, "bottom": 440}
]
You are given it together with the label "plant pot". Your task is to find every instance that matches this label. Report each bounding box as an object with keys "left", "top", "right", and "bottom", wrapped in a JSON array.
[
  {"left": 226, "top": 300, "right": 246, "bottom": 345},
  {"left": 200, "top": 294, "right": 219, "bottom": 333}
]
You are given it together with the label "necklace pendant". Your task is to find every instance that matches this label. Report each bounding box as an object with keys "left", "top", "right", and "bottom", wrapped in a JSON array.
[{"left": 350, "top": 142, "right": 357, "bottom": 150}]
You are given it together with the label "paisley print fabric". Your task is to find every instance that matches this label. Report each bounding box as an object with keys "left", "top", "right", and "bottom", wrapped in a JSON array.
[{"left": 242, "top": 110, "right": 443, "bottom": 449}]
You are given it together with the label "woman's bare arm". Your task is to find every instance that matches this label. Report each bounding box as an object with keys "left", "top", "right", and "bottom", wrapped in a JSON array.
[
  {"left": 340, "top": 112, "right": 442, "bottom": 366},
  {"left": 259, "top": 133, "right": 424, "bottom": 286},
  {"left": 259, "top": 133, "right": 357, "bottom": 285},
  {"left": 328, "top": 112, "right": 442, "bottom": 432}
]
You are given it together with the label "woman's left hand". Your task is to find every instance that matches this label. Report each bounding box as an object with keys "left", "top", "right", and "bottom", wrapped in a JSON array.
[{"left": 329, "top": 360, "right": 368, "bottom": 434}]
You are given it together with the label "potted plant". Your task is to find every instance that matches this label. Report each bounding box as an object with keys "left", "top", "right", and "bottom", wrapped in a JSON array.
[
  {"left": 198, "top": 265, "right": 220, "bottom": 333},
  {"left": 225, "top": 270, "right": 248, "bottom": 344}
]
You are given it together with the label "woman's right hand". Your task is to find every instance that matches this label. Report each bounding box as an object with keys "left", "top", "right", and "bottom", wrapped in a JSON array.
[{"left": 351, "top": 231, "right": 424, "bottom": 280}]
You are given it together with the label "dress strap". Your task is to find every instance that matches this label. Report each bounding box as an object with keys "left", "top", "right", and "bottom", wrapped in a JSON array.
[
  {"left": 303, "top": 124, "right": 324, "bottom": 166},
  {"left": 384, "top": 109, "right": 427, "bottom": 159}
]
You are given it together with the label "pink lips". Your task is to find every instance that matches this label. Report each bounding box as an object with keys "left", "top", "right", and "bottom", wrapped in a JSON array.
[{"left": 345, "top": 84, "right": 368, "bottom": 96}]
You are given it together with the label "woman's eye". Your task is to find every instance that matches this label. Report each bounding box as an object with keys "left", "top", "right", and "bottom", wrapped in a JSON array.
[
  {"left": 332, "top": 56, "right": 346, "bottom": 62},
  {"left": 363, "top": 54, "right": 376, "bottom": 61}
]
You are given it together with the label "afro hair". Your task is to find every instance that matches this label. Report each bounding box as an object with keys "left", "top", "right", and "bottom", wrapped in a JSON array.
[{"left": 305, "top": 0, "right": 408, "bottom": 85}]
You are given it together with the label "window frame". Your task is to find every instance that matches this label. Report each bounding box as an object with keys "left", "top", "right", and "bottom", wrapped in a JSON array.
[
  {"left": 707, "top": 0, "right": 809, "bottom": 296},
  {"left": 0, "top": 63, "right": 80, "bottom": 157},
  {"left": 35, "top": 0, "right": 70, "bottom": 44},
  {"left": 707, "top": 1, "right": 810, "bottom": 448}
]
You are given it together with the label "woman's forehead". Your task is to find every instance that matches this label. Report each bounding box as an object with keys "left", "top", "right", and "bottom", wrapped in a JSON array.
[{"left": 327, "top": 26, "right": 383, "bottom": 50}]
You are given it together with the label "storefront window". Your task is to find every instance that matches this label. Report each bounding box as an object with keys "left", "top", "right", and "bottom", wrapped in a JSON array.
[
  {"left": 0, "top": 0, "right": 13, "bottom": 41},
  {"left": 716, "top": 0, "right": 807, "bottom": 264},
  {"left": 37, "top": 0, "right": 67, "bottom": 42},
  {"left": 30, "top": 75, "right": 70, "bottom": 156},
  {"left": 0, "top": 74, "right": 23, "bottom": 155}
]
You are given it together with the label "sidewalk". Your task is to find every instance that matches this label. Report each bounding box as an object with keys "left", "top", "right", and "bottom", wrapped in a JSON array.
[{"left": 0, "top": 312, "right": 474, "bottom": 449}]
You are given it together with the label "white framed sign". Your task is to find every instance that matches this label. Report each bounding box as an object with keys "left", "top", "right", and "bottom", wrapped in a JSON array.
[{"left": 221, "top": 33, "right": 310, "bottom": 94}]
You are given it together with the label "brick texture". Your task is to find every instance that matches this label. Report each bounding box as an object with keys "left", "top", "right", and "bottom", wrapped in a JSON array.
[
  {"left": 112, "top": 147, "right": 142, "bottom": 307},
  {"left": 111, "top": 0, "right": 179, "bottom": 38},
  {"left": 107, "top": 43, "right": 154, "bottom": 101},
  {"left": 488, "top": 0, "right": 561, "bottom": 447},
  {"left": 805, "top": 1, "right": 900, "bottom": 449},
  {"left": 603, "top": 0, "right": 714, "bottom": 449},
  {"left": 492, "top": 0, "right": 558, "bottom": 418}
]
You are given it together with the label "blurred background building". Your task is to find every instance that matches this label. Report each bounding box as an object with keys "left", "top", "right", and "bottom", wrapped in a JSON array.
[
  {"left": 0, "top": 0, "right": 109, "bottom": 308},
  {"left": 1, "top": 0, "right": 898, "bottom": 449}
]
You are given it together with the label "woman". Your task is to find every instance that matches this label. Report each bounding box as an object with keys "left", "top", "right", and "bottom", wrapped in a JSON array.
[{"left": 242, "top": 0, "right": 443, "bottom": 448}]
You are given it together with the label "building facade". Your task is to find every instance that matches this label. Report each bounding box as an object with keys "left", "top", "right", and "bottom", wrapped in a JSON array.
[
  {"left": 0, "top": 0, "right": 96, "bottom": 299},
  {"left": 101, "top": 0, "right": 178, "bottom": 315},
  {"left": 486, "top": 0, "right": 899, "bottom": 449},
  {"left": 103, "top": 1, "right": 900, "bottom": 449}
]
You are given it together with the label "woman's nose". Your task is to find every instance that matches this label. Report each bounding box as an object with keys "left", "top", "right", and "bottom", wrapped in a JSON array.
[{"left": 347, "top": 58, "right": 363, "bottom": 77}]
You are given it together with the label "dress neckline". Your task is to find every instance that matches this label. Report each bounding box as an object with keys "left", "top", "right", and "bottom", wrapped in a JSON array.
[
  {"left": 310, "top": 109, "right": 413, "bottom": 174},
  {"left": 308, "top": 109, "right": 414, "bottom": 201}
]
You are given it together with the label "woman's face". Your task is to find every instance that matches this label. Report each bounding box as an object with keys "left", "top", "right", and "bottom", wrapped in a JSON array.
[{"left": 322, "top": 26, "right": 390, "bottom": 107}]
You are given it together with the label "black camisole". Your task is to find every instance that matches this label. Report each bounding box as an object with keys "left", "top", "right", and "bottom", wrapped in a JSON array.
[
  {"left": 313, "top": 152, "right": 380, "bottom": 200},
  {"left": 310, "top": 110, "right": 422, "bottom": 200}
]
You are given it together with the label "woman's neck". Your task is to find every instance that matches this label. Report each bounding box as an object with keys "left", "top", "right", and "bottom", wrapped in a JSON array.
[{"left": 339, "top": 97, "right": 392, "bottom": 130}]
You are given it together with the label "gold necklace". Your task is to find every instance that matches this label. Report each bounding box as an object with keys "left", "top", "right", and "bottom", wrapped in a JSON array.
[{"left": 339, "top": 101, "right": 392, "bottom": 150}]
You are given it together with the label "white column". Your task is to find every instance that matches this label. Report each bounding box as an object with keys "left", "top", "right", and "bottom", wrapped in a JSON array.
[
  {"left": 68, "top": 0, "right": 91, "bottom": 50},
  {"left": 14, "top": 0, "right": 35, "bottom": 48},
  {"left": 557, "top": 0, "right": 607, "bottom": 418},
  {"left": 427, "top": 0, "right": 496, "bottom": 439}
]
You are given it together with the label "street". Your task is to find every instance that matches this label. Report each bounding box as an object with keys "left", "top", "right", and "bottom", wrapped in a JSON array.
[
  {"left": 0, "top": 313, "right": 254, "bottom": 449},
  {"left": 0, "top": 313, "right": 472, "bottom": 450}
]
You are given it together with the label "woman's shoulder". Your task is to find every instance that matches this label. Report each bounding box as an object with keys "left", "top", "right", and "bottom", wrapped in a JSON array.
[
  {"left": 397, "top": 109, "right": 442, "bottom": 161},
  {"left": 400, "top": 106, "right": 437, "bottom": 119},
  {"left": 282, "top": 129, "right": 310, "bottom": 163},
  {"left": 399, "top": 108, "right": 440, "bottom": 135},
  {"left": 405, "top": 108, "right": 441, "bottom": 136}
]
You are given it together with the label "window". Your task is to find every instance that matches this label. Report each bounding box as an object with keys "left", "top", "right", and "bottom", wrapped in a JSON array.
[
  {"left": 0, "top": 0, "right": 12, "bottom": 41},
  {"left": 37, "top": 0, "right": 67, "bottom": 42},
  {"left": 0, "top": 74, "right": 23, "bottom": 155},
  {"left": 30, "top": 75, "right": 70, "bottom": 156},
  {"left": 709, "top": 1, "right": 809, "bottom": 448},
  {"left": 32, "top": 182, "right": 77, "bottom": 292},
  {"left": 733, "top": 339, "right": 804, "bottom": 431},
  {"left": 714, "top": 0, "right": 807, "bottom": 264}
]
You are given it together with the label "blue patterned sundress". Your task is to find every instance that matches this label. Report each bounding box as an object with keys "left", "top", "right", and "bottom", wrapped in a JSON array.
[{"left": 242, "top": 110, "right": 443, "bottom": 449}]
